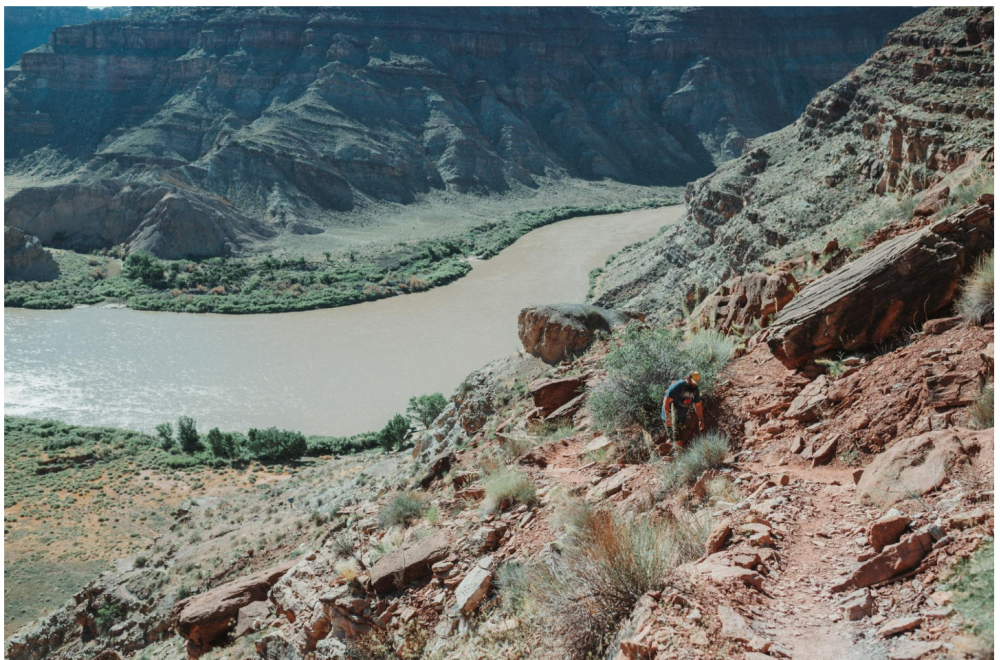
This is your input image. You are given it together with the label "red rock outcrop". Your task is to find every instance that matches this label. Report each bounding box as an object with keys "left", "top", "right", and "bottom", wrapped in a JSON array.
[
  {"left": 173, "top": 560, "right": 297, "bottom": 656},
  {"left": 368, "top": 531, "right": 451, "bottom": 593},
  {"left": 518, "top": 304, "right": 628, "bottom": 364},
  {"left": 693, "top": 271, "right": 798, "bottom": 334},
  {"left": 764, "top": 203, "right": 993, "bottom": 368},
  {"left": 529, "top": 377, "right": 585, "bottom": 416}
]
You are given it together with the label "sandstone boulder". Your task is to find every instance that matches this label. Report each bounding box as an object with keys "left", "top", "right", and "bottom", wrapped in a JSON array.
[
  {"left": 4, "top": 226, "right": 58, "bottom": 282},
  {"left": 913, "top": 185, "right": 949, "bottom": 216},
  {"left": 529, "top": 377, "right": 585, "bottom": 416},
  {"left": 173, "top": 560, "right": 296, "bottom": 655},
  {"left": 368, "top": 531, "right": 450, "bottom": 593},
  {"left": 867, "top": 510, "right": 911, "bottom": 552},
  {"left": 764, "top": 204, "right": 993, "bottom": 368},
  {"left": 454, "top": 557, "right": 493, "bottom": 615},
  {"left": 830, "top": 528, "right": 934, "bottom": 592},
  {"left": 784, "top": 375, "right": 828, "bottom": 421},
  {"left": 518, "top": 304, "right": 628, "bottom": 364},
  {"left": 857, "top": 429, "right": 991, "bottom": 507},
  {"left": 693, "top": 271, "right": 798, "bottom": 334}
]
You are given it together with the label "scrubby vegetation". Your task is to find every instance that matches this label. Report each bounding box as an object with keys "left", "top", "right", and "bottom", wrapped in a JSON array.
[
  {"left": 5, "top": 200, "right": 675, "bottom": 314},
  {"left": 969, "top": 384, "right": 994, "bottom": 430},
  {"left": 589, "top": 326, "right": 735, "bottom": 434},
  {"left": 948, "top": 538, "right": 993, "bottom": 648},
  {"left": 377, "top": 414, "right": 412, "bottom": 452},
  {"left": 482, "top": 467, "right": 537, "bottom": 512},
  {"left": 957, "top": 251, "right": 993, "bottom": 325},
  {"left": 660, "top": 431, "right": 730, "bottom": 491},
  {"left": 377, "top": 491, "right": 427, "bottom": 529},
  {"left": 527, "top": 506, "right": 701, "bottom": 660}
]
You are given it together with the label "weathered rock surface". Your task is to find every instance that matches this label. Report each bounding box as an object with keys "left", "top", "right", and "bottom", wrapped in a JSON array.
[
  {"left": 173, "top": 560, "right": 297, "bottom": 654},
  {"left": 5, "top": 181, "right": 276, "bottom": 259},
  {"left": 4, "top": 6, "right": 129, "bottom": 67},
  {"left": 693, "top": 271, "right": 798, "bottom": 334},
  {"left": 4, "top": 226, "right": 58, "bottom": 281},
  {"left": 784, "top": 375, "right": 828, "bottom": 422},
  {"left": 593, "top": 7, "right": 992, "bottom": 323},
  {"left": 857, "top": 429, "right": 992, "bottom": 508},
  {"left": 765, "top": 205, "right": 993, "bottom": 367},
  {"left": 5, "top": 6, "right": 919, "bottom": 249},
  {"left": 529, "top": 377, "right": 585, "bottom": 416},
  {"left": 831, "top": 528, "right": 934, "bottom": 592},
  {"left": 518, "top": 304, "right": 628, "bottom": 364},
  {"left": 867, "top": 510, "right": 911, "bottom": 553},
  {"left": 453, "top": 557, "right": 493, "bottom": 615},
  {"left": 368, "top": 531, "right": 450, "bottom": 593}
]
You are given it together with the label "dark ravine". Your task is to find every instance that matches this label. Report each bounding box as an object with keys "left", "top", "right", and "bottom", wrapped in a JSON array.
[
  {"left": 592, "top": 6, "right": 994, "bottom": 322},
  {"left": 4, "top": 7, "right": 920, "bottom": 258}
]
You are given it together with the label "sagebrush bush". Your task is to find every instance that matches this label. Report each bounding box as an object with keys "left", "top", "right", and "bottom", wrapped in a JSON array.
[
  {"left": 969, "top": 384, "right": 994, "bottom": 430},
  {"left": 528, "top": 509, "right": 682, "bottom": 659},
  {"left": 588, "top": 326, "right": 734, "bottom": 434},
  {"left": 377, "top": 491, "right": 425, "bottom": 529},
  {"left": 483, "top": 467, "right": 537, "bottom": 512},
  {"left": 496, "top": 561, "right": 531, "bottom": 615},
  {"left": 660, "top": 431, "right": 730, "bottom": 491},
  {"left": 949, "top": 539, "right": 993, "bottom": 648},
  {"left": 957, "top": 252, "right": 993, "bottom": 325}
]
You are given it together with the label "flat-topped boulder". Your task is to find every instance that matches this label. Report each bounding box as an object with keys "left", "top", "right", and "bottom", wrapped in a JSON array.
[
  {"left": 518, "top": 304, "right": 629, "bottom": 364},
  {"left": 173, "top": 559, "right": 297, "bottom": 655},
  {"left": 368, "top": 531, "right": 451, "bottom": 593}
]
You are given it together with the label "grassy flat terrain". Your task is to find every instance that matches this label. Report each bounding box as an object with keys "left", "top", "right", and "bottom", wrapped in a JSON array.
[{"left": 5, "top": 187, "right": 680, "bottom": 314}]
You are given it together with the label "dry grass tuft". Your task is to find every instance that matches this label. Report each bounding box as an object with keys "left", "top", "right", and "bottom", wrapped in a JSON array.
[{"left": 957, "top": 252, "right": 993, "bottom": 325}]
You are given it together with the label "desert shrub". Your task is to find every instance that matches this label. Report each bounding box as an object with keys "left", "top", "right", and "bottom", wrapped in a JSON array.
[
  {"left": 531, "top": 419, "right": 575, "bottom": 443},
  {"left": 483, "top": 467, "right": 537, "bottom": 512},
  {"left": 177, "top": 416, "right": 202, "bottom": 454},
  {"left": 969, "top": 384, "right": 994, "bottom": 430},
  {"left": 497, "top": 561, "right": 530, "bottom": 614},
  {"left": 122, "top": 252, "right": 166, "bottom": 288},
  {"left": 155, "top": 422, "right": 174, "bottom": 450},
  {"left": 660, "top": 431, "right": 730, "bottom": 491},
  {"left": 589, "top": 326, "right": 733, "bottom": 434},
  {"left": 528, "top": 509, "right": 678, "bottom": 659},
  {"left": 497, "top": 435, "right": 536, "bottom": 464},
  {"left": 949, "top": 539, "right": 993, "bottom": 648},
  {"left": 615, "top": 428, "right": 653, "bottom": 464},
  {"left": 957, "top": 252, "right": 993, "bottom": 325},
  {"left": 377, "top": 414, "right": 411, "bottom": 452},
  {"left": 377, "top": 491, "right": 425, "bottom": 529},
  {"left": 816, "top": 357, "right": 850, "bottom": 380},
  {"left": 245, "top": 427, "right": 307, "bottom": 462},
  {"left": 95, "top": 602, "right": 123, "bottom": 632},
  {"left": 406, "top": 393, "right": 448, "bottom": 428}
]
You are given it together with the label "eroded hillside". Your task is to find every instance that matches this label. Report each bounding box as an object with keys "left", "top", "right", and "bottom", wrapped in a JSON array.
[
  {"left": 4, "top": 7, "right": 919, "bottom": 258},
  {"left": 592, "top": 6, "right": 994, "bottom": 321}
]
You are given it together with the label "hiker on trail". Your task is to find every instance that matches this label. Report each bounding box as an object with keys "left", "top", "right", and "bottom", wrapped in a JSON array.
[{"left": 662, "top": 371, "right": 705, "bottom": 445}]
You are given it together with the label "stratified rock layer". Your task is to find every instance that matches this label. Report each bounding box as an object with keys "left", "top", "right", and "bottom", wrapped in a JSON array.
[
  {"left": 594, "top": 7, "right": 994, "bottom": 322},
  {"left": 4, "top": 7, "right": 919, "bottom": 254}
]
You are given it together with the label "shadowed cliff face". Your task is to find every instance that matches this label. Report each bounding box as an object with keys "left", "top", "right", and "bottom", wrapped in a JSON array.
[
  {"left": 4, "top": 7, "right": 919, "bottom": 257},
  {"left": 593, "top": 6, "right": 994, "bottom": 320},
  {"left": 3, "top": 6, "right": 130, "bottom": 68}
]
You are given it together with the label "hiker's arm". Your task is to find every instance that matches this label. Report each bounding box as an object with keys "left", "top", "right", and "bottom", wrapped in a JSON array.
[
  {"left": 663, "top": 397, "right": 673, "bottom": 425},
  {"left": 695, "top": 402, "right": 705, "bottom": 430}
]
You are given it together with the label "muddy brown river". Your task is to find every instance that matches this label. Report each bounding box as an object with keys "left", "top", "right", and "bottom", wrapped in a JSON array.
[{"left": 4, "top": 206, "right": 683, "bottom": 436}]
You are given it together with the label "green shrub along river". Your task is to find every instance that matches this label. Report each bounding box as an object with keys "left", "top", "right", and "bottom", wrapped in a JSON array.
[{"left": 5, "top": 200, "right": 675, "bottom": 314}]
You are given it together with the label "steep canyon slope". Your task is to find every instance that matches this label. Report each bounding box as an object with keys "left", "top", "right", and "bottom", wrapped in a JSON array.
[
  {"left": 4, "top": 7, "right": 920, "bottom": 258},
  {"left": 592, "top": 6, "right": 994, "bottom": 321}
]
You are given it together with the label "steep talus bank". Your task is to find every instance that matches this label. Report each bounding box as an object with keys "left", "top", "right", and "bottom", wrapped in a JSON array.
[
  {"left": 4, "top": 7, "right": 918, "bottom": 257},
  {"left": 593, "top": 6, "right": 993, "bottom": 320}
]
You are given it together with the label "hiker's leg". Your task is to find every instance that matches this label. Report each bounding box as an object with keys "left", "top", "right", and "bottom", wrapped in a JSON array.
[{"left": 681, "top": 415, "right": 698, "bottom": 444}]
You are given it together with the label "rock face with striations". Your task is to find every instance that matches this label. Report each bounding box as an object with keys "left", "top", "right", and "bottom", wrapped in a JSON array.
[
  {"left": 519, "top": 303, "right": 628, "bottom": 364},
  {"left": 4, "top": 226, "right": 58, "bottom": 281},
  {"left": 4, "top": 7, "right": 919, "bottom": 255},
  {"left": 763, "top": 203, "right": 993, "bottom": 368},
  {"left": 172, "top": 560, "right": 296, "bottom": 656},
  {"left": 593, "top": 7, "right": 994, "bottom": 322}
]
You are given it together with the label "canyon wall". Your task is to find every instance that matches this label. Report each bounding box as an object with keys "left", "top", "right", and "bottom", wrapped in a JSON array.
[
  {"left": 593, "top": 6, "right": 994, "bottom": 319},
  {"left": 4, "top": 7, "right": 919, "bottom": 256}
]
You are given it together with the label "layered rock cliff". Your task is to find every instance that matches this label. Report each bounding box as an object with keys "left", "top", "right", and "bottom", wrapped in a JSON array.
[
  {"left": 593, "top": 6, "right": 994, "bottom": 320},
  {"left": 4, "top": 7, "right": 919, "bottom": 257},
  {"left": 3, "top": 6, "right": 129, "bottom": 68}
]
